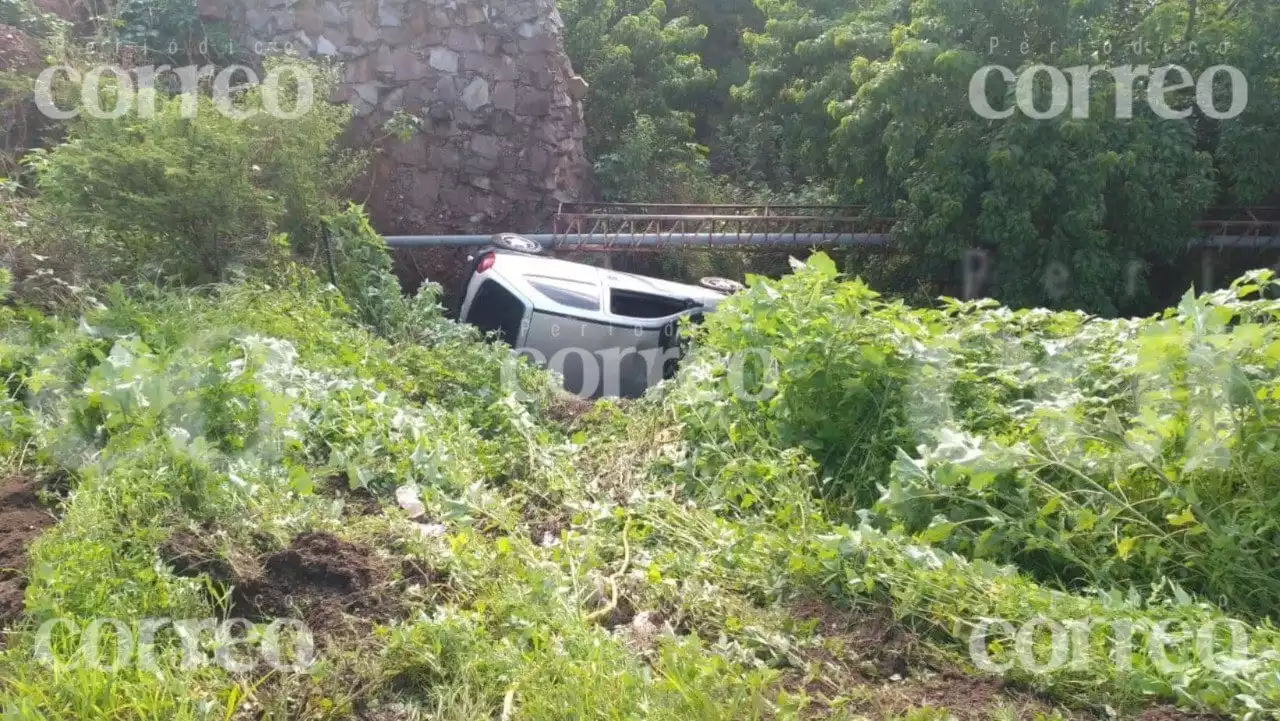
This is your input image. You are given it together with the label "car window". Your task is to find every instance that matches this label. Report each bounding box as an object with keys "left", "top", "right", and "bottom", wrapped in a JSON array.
[
  {"left": 467, "top": 279, "right": 527, "bottom": 343},
  {"left": 528, "top": 278, "right": 600, "bottom": 311},
  {"left": 610, "top": 289, "right": 692, "bottom": 319}
]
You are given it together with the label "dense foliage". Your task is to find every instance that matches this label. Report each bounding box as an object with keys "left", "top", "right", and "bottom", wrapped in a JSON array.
[
  {"left": 2, "top": 1, "right": 1280, "bottom": 718},
  {"left": 676, "top": 256, "right": 1280, "bottom": 621},
  {"left": 562, "top": 0, "right": 1280, "bottom": 314},
  {"left": 3, "top": 253, "right": 1280, "bottom": 718},
  {"left": 21, "top": 61, "right": 359, "bottom": 285}
]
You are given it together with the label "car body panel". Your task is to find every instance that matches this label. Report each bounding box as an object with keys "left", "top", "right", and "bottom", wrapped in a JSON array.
[{"left": 459, "top": 249, "right": 728, "bottom": 397}]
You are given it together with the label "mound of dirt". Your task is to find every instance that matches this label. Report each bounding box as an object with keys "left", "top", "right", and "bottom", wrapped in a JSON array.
[
  {"left": 246, "top": 532, "right": 387, "bottom": 615},
  {"left": 786, "top": 597, "right": 1081, "bottom": 720},
  {"left": 0, "top": 476, "right": 54, "bottom": 625},
  {"left": 163, "top": 529, "right": 433, "bottom": 637}
]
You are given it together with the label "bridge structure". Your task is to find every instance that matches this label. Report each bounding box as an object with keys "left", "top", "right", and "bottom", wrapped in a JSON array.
[{"left": 382, "top": 203, "right": 1280, "bottom": 251}]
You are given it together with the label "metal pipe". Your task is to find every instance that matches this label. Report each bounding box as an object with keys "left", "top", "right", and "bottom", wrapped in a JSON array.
[
  {"left": 384, "top": 234, "right": 497, "bottom": 247},
  {"left": 382, "top": 233, "right": 1280, "bottom": 251},
  {"left": 383, "top": 232, "right": 892, "bottom": 248}
]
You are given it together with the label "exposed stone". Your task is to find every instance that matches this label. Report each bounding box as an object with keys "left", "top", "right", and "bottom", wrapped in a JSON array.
[
  {"left": 461, "top": 77, "right": 489, "bottom": 111},
  {"left": 451, "top": 108, "right": 483, "bottom": 128},
  {"left": 493, "top": 56, "right": 517, "bottom": 82},
  {"left": 377, "top": 0, "right": 401, "bottom": 26},
  {"left": 428, "top": 47, "right": 458, "bottom": 73},
  {"left": 392, "top": 47, "right": 428, "bottom": 80},
  {"left": 408, "top": 8, "right": 427, "bottom": 34},
  {"left": 381, "top": 87, "right": 405, "bottom": 111},
  {"left": 446, "top": 27, "right": 483, "bottom": 52},
  {"left": 353, "top": 81, "right": 380, "bottom": 106},
  {"left": 516, "top": 89, "right": 550, "bottom": 116},
  {"left": 350, "top": 12, "right": 378, "bottom": 43},
  {"left": 432, "top": 75, "right": 458, "bottom": 103},
  {"left": 428, "top": 145, "right": 460, "bottom": 169},
  {"left": 470, "top": 133, "right": 500, "bottom": 158},
  {"left": 221, "top": 0, "right": 591, "bottom": 235},
  {"left": 526, "top": 146, "right": 551, "bottom": 175},
  {"left": 391, "top": 138, "right": 428, "bottom": 166},
  {"left": 376, "top": 44, "right": 395, "bottom": 79},
  {"left": 566, "top": 74, "right": 588, "bottom": 101},
  {"left": 425, "top": 7, "right": 450, "bottom": 28},
  {"left": 413, "top": 171, "right": 443, "bottom": 200},
  {"left": 508, "top": 0, "right": 541, "bottom": 22},
  {"left": 416, "top": 27, "right": 445, "bottom": 46},
  {"left": 329, "top": 84, "right": 352, "bottom": 103},
  {"left": 296, "top": 6, "right": 322, "bottom": 35},
  {"left": 527, "top": 67, "right": 553, "bottom": 90},
  {"left": 319, "top": 0, "right": 344, "bottom": 25},
  {"left": 315, "top": 34, "right": 338, "bottom": 55},
  {"left": 492, "top": 81, "right": 515, "bottom": 110},
  {"left": 344, "top": 55, "right": 374, "bottom": 84},
  {"left": 458, "top": 3, "right": 485, "bottom": 25},
  {"left": 246, "top": 8, "right": 271, "bottom": 29},
  {"left": 427, "top": 104, "right": 453, "bottom": 124},
  {"left": 519, "top": 34, "right": 556, "bottom": 53}
]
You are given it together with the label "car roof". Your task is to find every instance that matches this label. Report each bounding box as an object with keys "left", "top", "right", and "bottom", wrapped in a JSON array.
[{"left": 482, "top": 250, "right": 728, "bottom": 323}]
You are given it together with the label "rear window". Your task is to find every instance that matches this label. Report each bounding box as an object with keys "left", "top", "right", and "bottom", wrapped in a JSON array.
[
  {"left": 528, "top": 277, "right": 600, "bottom": 311},
  {"left": 610, "top": 289, "right": 692, "bottom": 319},
  {"left": 467, "top": 279, "right": 527, "bottom": 344}
]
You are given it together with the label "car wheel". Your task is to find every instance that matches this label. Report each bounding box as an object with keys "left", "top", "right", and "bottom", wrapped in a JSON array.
[
  {"left": 492, "top": 233, "right": 543, "bottom": 254},
  {"left": 699, "top": 276, "right": 744, "bottom": 294}
]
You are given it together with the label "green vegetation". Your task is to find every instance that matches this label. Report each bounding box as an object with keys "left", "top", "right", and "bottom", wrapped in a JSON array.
[
  {"left": 676, "top": 258, "right": 1280, "bottom": 620},
  {"left": 1, "top": 1, "right": 1280, "bottom": 719},
  {"left": 23, "top": 60, "right": 359, "bottom": 285},
  {"left": 4, "top": 248, "right": 1280, "bottom": 718},
  {"left": 562, "top": 0, "right": 1280, "bottom": 314}
]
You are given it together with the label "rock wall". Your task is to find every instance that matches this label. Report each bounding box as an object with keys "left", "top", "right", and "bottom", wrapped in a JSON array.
[{"left": 199, "top": 0, "right": 592, "bottom": 234}]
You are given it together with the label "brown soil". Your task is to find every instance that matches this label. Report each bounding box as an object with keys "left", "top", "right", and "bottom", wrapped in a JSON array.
[
  {"left": 0, "top": 475, "right": 54, "bottom": 625},
  {"left": 239, "top": 532, "right": 394, "bottom": 634},
  {"left": 787, "top": 597, "right": 1082, "bottom": 720},
  {"left": 0, "top": 25, "right": 39, "bottom": 73},
  {"left": 544, "top": 392, "right": 597, "bottom": 426},
  {"left": 786, "top": 598, "right": 1227, "bottom": 720},
  {"left": 1138, "top": 709, "right": 1226, "bottom": 721},
  {"left": 389, "top": 247, "right": 472, "bottom": 308},
  {"left": 163, "top": 529, "right": 437, "bottom": 639},
  {"left": 324, "top": 474, "right": 382, "bottom": 518},
  {"left": 528, "top": 513, "right": 569, "bottom": 547}
]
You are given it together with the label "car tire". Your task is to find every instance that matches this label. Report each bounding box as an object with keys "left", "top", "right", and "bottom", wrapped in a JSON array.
[
  {"left": 699, "top": 276, "right": 744, "bottom": 294},
  {"left": 492, "top": 233, "right": 543, "bottom": 255}
]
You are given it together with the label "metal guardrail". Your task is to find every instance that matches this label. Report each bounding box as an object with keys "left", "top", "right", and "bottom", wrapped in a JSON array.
[
  {"left": 1192, "top": 207, "right": 1280, "bottom": 248},
  {"left": 381, "top": 205, "right": 1280, "bottom": 251},
  {"left": 383, "top": 232, "right": 890, "bottom": 250}
]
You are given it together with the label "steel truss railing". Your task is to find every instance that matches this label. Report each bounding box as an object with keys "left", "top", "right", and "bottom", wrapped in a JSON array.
[{"left": 381, "top": 205, "right": 1280, "bottom": 251}]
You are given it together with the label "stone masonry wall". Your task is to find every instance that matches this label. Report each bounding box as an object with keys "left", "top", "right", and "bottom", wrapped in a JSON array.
[{"left": 198, "top": 0, "right": 593, "bottom": 234}]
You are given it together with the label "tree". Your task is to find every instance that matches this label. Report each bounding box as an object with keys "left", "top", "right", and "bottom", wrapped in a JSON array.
[
  {"left": 27, "top": 60, "right": 362, "bottom": 284},
  {"left": 731, "top": 0, "right": 1278, "bottom": 314},
  {"left": 560, "top": 0, "right": 718, "bottom": 199}
]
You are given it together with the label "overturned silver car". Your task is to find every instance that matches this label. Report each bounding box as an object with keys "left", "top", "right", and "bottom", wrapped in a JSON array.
[{"left": 459, "top": 234, "right": 741, "bottom": 398}]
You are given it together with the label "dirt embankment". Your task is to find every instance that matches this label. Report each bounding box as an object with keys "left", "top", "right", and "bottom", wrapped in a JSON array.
[
  {"left": 164, "top": 529, "right": 435, "bottom": 639},
  {"left": 0, "top": 475, "right": 54, "bottom": 624}
]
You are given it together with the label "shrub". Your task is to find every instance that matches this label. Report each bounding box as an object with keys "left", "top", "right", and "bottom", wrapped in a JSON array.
[
  {"left": 674, "top": 257, "right": 1280, "bottom": 619},
  {"left": 25, "top": 59, "right": 361, "bottom": 286}
]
